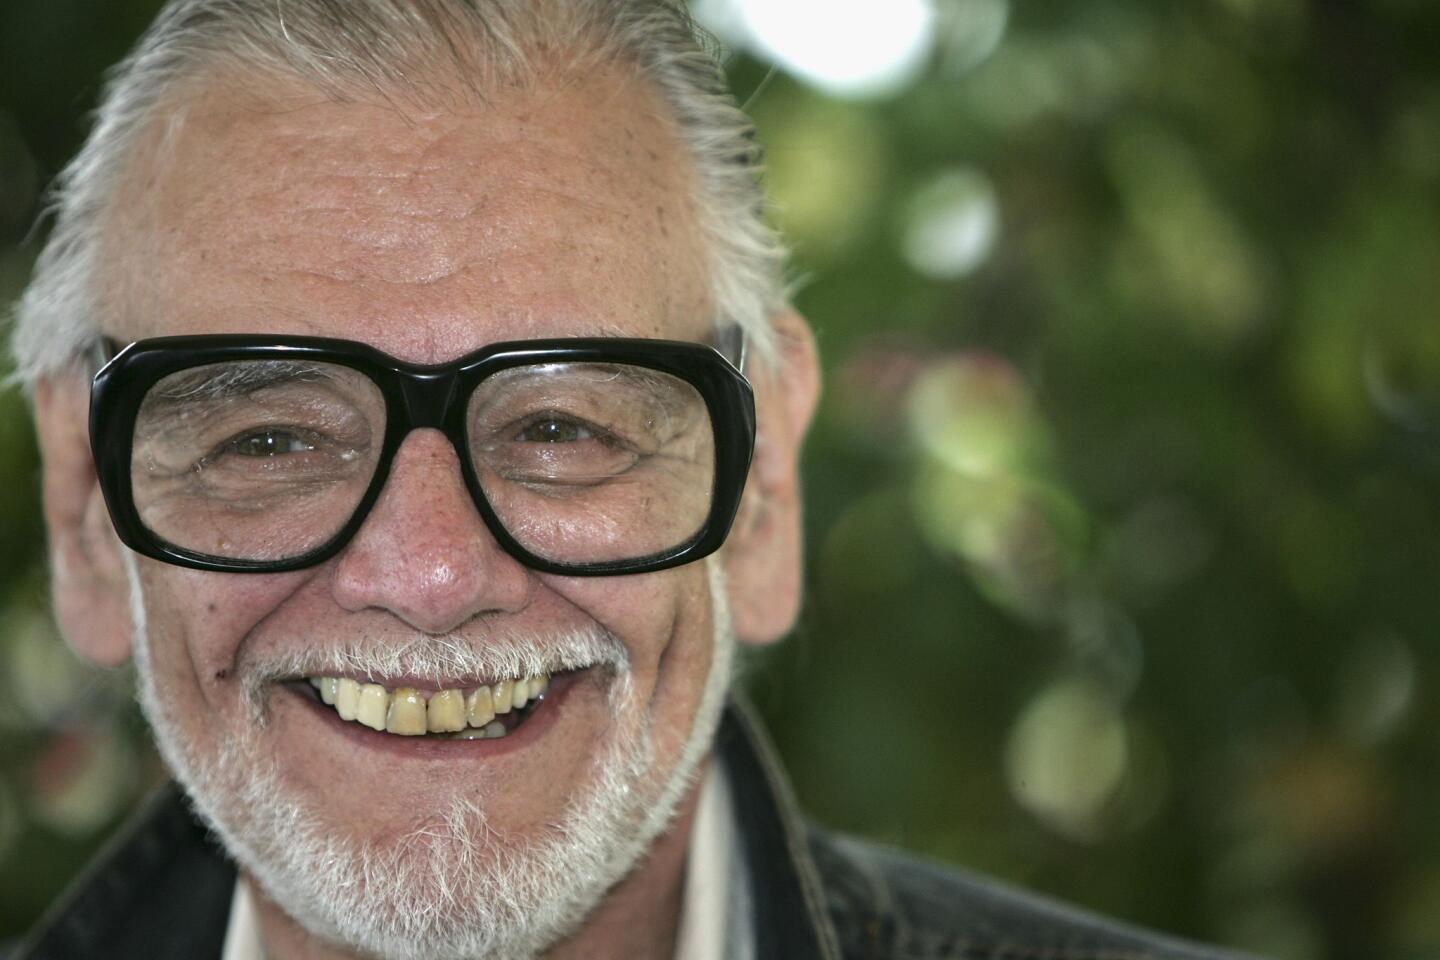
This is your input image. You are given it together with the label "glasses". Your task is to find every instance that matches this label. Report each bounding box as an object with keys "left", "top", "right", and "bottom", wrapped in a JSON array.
[{"left": 90, "top": 333, "right": 755, "bottom": 576}]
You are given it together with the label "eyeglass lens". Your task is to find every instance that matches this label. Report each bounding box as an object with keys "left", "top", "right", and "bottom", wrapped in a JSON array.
[{"left": 128, "top": 359, "right": 716, "bottom": 566}]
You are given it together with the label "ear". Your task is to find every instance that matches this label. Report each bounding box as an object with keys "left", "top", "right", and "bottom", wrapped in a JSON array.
[
  {"left": 723, "top": 310, "right": 820, "bottom": 646},
  {"left": 33, "top": 372, "right": 134, "bottom": 666}
]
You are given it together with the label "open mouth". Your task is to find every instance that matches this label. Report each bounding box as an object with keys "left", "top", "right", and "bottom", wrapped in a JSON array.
[{"left": 299, "top": 673, "right": 553, "bottom": 740}]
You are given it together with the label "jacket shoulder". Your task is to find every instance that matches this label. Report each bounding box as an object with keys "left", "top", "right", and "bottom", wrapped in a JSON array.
[
  {"left": 806, "top": 827, "right": 1261, "bottom": 960},
  {"left": 11, "top": 784, "right": 234, "bottom": 960}
]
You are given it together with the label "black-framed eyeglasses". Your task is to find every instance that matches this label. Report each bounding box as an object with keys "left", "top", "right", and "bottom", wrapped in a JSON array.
[{"left": 89, "top": 333, "right": 755, "bottom": 576}]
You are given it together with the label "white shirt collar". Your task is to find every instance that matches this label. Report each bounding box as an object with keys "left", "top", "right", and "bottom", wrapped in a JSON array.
[
  {"left": 220, "top": 871, "right": 262, "bottom": 960},
  {"left": 674, "top": 760, "right": 733, "bottom": 960}
]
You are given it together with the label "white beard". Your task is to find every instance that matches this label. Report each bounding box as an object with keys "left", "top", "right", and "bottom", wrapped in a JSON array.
[{"left": 126, "top": 555, "right": 735, "bottom": 960}]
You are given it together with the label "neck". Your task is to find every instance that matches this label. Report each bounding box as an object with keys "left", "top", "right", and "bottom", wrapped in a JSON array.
[{"left": 247, "top": 774, "right": 704, "bottom": 960}]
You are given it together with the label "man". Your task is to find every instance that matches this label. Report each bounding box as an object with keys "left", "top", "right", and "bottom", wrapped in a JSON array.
[{"left": 8, "top": 2, "right": 1254, "bottom": 958}]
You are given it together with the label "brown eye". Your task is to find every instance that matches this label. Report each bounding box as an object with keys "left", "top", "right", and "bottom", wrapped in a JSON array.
[
  {"left": 519, "top": 419, "right": 593, "bottom": 443},
  {"left": 229, "top": 429, "right": 316, "bottom": 456}
]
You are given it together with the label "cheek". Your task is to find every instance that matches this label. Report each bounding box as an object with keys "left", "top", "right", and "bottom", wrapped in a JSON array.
[
  {"left": 136, "top": 561, "right": 313, "bottom": 708},
  {"left": 542, "top": 567, "right": 718, "bottom": 748},
  {"left": 540, "top": 567, "right": 710, "bottom": 668}
]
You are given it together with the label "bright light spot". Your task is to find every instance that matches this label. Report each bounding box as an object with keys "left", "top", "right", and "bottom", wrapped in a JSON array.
[
  {"left": 1005, "top": 677, "right": 1128, "bottom": 840},
  {"left": 687, "top": 0, "right": 749, "bottom": 48},
  {"left": 719, "top": 0, "right": 938, "bottom": 98},
  {"left": 903, "top": 167, "right": 1000, "bottom": 278},
  {"left": 938, "top": 0, "right": 1010, "bottom": 75},
  {"left": 913, "top": 468, "right": 1086, "bottom": 621},
  {"left": 904, "top": 352, "right": 1034, "bottom": 478}
]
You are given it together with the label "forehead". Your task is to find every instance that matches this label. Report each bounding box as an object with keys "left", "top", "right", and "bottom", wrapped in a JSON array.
[{"left": 102, "top": 67, "right": 712, "bottom": 362}]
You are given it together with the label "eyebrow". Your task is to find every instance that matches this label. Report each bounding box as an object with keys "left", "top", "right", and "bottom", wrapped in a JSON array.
[{"left": 141, "top": 360, "right": 335, "bottom": 412}]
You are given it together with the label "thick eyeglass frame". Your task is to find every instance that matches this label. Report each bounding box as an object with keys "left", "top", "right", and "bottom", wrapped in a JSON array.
[{"left": 90, "top": 333, "right": 756, "bottom": 576}]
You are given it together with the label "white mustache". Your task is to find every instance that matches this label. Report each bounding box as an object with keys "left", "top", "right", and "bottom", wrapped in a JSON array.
[{"left": 238, "top": 627, "right": 628, "bottom": 721}]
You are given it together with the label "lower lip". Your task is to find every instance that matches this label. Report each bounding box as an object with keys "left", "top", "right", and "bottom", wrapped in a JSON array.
[{"left": 282, "top": 669, "right": 586, "bottom": 760}]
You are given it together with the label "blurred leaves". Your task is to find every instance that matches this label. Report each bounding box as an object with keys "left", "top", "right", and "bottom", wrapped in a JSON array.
[{"left": 3, "top": 1, "right": 1440, "bottom": 958}]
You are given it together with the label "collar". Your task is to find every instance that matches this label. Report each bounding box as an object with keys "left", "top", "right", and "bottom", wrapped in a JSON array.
[
  {"left": 716, "top": 697, "right": 843, "bottom": 960},
  {"left": 674, "top": 759, "right": 741, "bottom": 960},
  {"left": 13, "top": 699, "right": 841, "bottom": 960}
]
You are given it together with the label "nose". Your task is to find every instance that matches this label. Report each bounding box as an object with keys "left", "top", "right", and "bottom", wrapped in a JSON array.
[{"left": 329, "top": 429, "right": 532, "bottom": 633}]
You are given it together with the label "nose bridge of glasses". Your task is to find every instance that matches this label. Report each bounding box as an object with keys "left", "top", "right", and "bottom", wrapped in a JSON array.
[{"left": 397, "top": 369, "right": 461, "bottom": 431}]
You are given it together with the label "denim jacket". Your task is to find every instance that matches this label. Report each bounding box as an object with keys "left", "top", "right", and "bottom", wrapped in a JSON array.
[{"left": 7, "top": 700, "right": 1257, "bottom": 960}]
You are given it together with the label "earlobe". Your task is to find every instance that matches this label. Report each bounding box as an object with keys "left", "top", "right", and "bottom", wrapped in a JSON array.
[
  {"left": 33, "top": 373, "right": 135, "bottom": 666},
  {"left": 723, "top": 310, "right": 820, "bottom": 646}
]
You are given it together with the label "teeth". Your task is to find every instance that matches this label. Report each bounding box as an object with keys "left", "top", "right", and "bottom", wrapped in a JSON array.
[
  {"left": 448, "top": 722, "right": 507, "bottom": 741},
  {"left": 356, "top": 683, "right": 390, "bottom": 731},
  {"left": 386, "top": 688, "right": 427, "bottom": 736},
  {"left": 335, "top": 679, "right": 361, "bottom": 721},
  {"left": 307, "top": 674, "right": 550, "bottom": 738},
  {"left": 492, "top": 679, "right": 514, "bottom": 714},
  {"left": 427, "top": 689, "right": 467, "bottom": 733},
  {"left": 466, "top": 686, "right": 495, "bottom": 728}
]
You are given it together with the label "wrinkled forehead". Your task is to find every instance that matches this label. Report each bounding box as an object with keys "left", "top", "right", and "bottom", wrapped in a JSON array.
[{"left": 98, "top": 66, "right": 713, "bottom": 364}]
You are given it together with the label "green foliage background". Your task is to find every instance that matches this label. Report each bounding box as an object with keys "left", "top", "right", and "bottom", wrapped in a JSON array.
[{"left": 1, "top": 2, "right": 1438, "bottom": 958}]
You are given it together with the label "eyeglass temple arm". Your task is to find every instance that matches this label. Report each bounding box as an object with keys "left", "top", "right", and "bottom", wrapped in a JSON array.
[
  {"left": 716, "top": 325, "right": 747, "bottom": 374},
  {"left": 92, "top": 336, "right": 122, "bottom": 370}
]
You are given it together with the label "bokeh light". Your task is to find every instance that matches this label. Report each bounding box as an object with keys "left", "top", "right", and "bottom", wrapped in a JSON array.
[
  {"left": 934, "top": 0, "right": 1009, "bottom": 76},
  {"left": 1005, "top": 676, "right": 1129, "bottom": 841},
  {"left": 902, "top": 167, "right": 1000, "bottom": 279},
  {"left": 696, "top": 0, "right": 937, "bottom": 97}
]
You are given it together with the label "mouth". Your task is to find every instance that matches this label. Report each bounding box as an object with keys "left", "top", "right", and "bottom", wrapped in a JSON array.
[{"left": 294, "top": 672, "right": 556, "bottom": 741}]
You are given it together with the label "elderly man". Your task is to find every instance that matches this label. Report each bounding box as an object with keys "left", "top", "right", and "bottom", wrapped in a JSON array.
[{"left": 9, "top": 2, "right": 1252, "bottom": 959}]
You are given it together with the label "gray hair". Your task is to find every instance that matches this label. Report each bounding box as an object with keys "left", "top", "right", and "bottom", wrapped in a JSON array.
[{"left": 9, "top": 0, "right": 786, "bottom": 388}]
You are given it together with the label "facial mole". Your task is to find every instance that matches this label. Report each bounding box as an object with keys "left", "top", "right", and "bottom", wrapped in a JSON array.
[{"left": 215, "top": 668, "right": 230, "bottom": 680}]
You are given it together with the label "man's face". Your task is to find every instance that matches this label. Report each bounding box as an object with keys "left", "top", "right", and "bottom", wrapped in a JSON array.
[{"left": 95, "top": 66, "right": 733, "bottom": 955}]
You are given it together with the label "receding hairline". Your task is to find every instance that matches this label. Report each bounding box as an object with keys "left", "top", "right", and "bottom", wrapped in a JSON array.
[
  {"left": 98, "top": 43, "right": 697, "bottom": 213},
  {"left": 10, "top": 0, "right": 788, "bottom": 389}
]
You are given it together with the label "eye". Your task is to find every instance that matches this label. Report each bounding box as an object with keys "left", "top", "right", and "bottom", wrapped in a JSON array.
[
  {"left": 228, "top": 429, "right": 317, "bottom": 457},
  {"left": 518, "top": 418, "right": 595, "bottom": 443}
]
